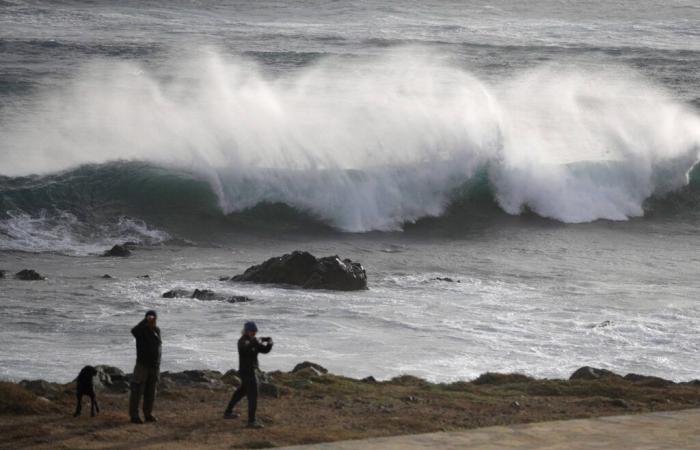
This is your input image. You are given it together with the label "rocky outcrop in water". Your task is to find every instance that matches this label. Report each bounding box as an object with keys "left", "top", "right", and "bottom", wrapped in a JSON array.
[
  {"left": 432, "top": 277, "right": 461, "bottom": 283},
  {"left": 15, "top": 269, "right": 46, "bottom": 281},
  {"left": 103, "top": 245, "right": 131, "bottom": 257},
  {"left": 162, "top": 289, "right": 251, "bottom": 303},
  {"left": 0, "top": 270, "right": 6, "bottom": 279},
  {"left": 231, "top": 251, "right": 368, "bottom": 291}
]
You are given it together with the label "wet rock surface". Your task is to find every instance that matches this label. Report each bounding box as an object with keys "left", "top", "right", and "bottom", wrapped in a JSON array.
[
  {"left": 162, "top": 289, "right": 251, "bottom": 303},
  {"left": 102, "top": 245, "right": 131, "bottom": 257},
  {"left": 15, "top": 269, "right": 45, "bottom": 281},
  {"left": 231, "top": 250, "right": 368, "bottom": 291}
]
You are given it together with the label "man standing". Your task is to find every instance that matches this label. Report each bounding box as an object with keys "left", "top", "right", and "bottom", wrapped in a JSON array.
[
  {"left": 224, "top": 321, "right": 273, "bottom": 428},
  {"left": 129, "top": 310, "right": 161, "bottom": 424}
]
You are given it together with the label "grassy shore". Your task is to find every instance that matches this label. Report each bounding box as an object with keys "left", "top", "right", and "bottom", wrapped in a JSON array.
[{"left": 2, "top": 366, "right": 700, "bottom": 449}]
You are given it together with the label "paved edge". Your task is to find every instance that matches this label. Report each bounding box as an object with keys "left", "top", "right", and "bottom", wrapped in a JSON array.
[{"left": 276, "top": 408, "right": 700, "bottom": 450}]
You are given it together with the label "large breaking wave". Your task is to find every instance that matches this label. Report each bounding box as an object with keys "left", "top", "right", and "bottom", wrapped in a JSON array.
[{"left": 1, "top": 48, "right": 699, "bottom": 241}]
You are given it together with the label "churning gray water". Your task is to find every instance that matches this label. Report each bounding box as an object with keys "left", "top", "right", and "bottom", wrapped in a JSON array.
[{"left": 0, "top": 0, "right": 699, "bottom": 382}]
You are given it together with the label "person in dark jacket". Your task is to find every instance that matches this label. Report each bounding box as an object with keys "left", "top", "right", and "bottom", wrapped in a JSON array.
[
  {"left": 129, "top": 310, "right": 162, "bottom": 424},
  {"left": 223, "top": 321, "right": 273, "bottom": 428}
]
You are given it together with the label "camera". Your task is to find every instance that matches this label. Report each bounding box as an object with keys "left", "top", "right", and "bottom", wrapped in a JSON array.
[{"left": 261, "top": 337, "right": 272, "bottom": 342}]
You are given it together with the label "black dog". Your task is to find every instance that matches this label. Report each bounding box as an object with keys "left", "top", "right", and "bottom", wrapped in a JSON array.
[{"left": 74, "top": 366, "right": 100, "bottom": 417}]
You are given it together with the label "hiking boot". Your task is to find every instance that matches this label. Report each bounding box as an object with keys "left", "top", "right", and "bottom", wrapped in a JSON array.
[
  {"left": 130, "top": 416, "right": 144, "bottom": 424},
  {"left": 247, "top": 421, "right": 264, "bottom": 429},
  {"left": 145, "top": 415, "right": 158, "bottom": 423},
  {"left": 223, "top": 411, "right": 240, "bottom": 419}
]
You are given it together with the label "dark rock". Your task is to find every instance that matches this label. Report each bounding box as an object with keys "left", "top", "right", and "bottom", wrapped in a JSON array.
[
  {"left": 292, "top": 361, "right": 328, "bottom": 374},
  {"left": 231, "top": 251, "right": 367, "bottom": 291},
  {"left": 192, "top": 289, "right": 220, "bottom": 300},
  {"left": 569, "top": 366, "right": 621, "bottom": 381},
  {"left": 219, "top": 276, "right": 231, "bottom": 281},
  {"left": 122, "top": 242, "right": 138, "bottom": 250},
  {"left": 160, "top": 370, "right": 223, "bottom": 386},
  {"left": 103, "top": 245, "right": 131, "bottom": 257},
  {"left": 101, "top": 274, "right": 113, "bottom": 279},
  {"left": 433, "top": 277, "right": 460, "bottom": 283},
  {"left": 162, "top": 289, "right": 192, "bottom": 298},
  {"left": 138, "top": 274, "right": 150, "bottom": 279},
  {"left": 222, "top": 369, "right": 241, "bottom": 386},
  {"left": 624, "top": 373, "right": 675, "bottom": 387},
  {"left": 472, "top": 373, "right": 534, "bottom": 385},
  {"left": 0, "top": 270, "right": 5, "bottom": 279},
  {"left": 361, "top": 376, "right": 377, "bottom": 384},
  {"left": 162, "top": 289, "right": 251, "bottom": 303},
  {"left": 15, "top": 269, "right": 45, "bottom": 281}
]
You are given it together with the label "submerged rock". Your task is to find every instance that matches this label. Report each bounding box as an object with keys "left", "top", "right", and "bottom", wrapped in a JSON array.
[
  {"left": 231, "top": 251, "right": 367, "bottom": 291},
  {"left": 101, "top": 274, "right": 113, "bottom": 279},
  {"left": 432, "top": 277, "right": 460, "bottom": 283},
  {"left": 162, "top": 289, "right": 251, "bottom": 303},
  {"left": 162, "top": 289, "right": 192, "bottom": 298},
  {"left": 0, "top": 270, "right": 6, "bottom": 279},
  {"left": 103, "top": 245, "right": 132, "bottom": 257},
  {"left": 191, "top": 289, "right": 220, "bottom": 300},
  {"left": 569, "top": 366, "right": 621, "bottom": 381},
  {"left": 15, "top": 269, "right": 45, "bottom": 281}
]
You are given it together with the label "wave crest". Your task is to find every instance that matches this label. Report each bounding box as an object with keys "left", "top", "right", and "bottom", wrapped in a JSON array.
[{"left": 1, "top": 48, "right": 699, "bottom": 231}]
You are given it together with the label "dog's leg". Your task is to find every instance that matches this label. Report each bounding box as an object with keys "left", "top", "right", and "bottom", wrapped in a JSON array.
[
  {"left": 90, "top": 392, "right": 99, "bottom": 417},
  {"left": 74, "top": 393, "right": 82, "bottom": 417}
]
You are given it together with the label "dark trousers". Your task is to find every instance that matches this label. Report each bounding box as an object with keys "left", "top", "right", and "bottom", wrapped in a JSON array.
[
  {"left": 129, "top": 364, "right": 159, "bottom": 419},
  {"left": 225, "top": 372, "right": 258, "bottom": 423}
]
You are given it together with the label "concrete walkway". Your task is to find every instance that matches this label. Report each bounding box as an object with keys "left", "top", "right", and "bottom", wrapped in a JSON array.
[{"left": 279, "top": 409, "right": 700, "bottom": 450}]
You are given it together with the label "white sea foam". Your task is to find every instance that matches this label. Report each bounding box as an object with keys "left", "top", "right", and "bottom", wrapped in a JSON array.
[
  {"left": 1, "top": 48, "right": 699, "bottom": 230},
  {"left": 0, "top": 211, "right": 170, "bottom": 255}
]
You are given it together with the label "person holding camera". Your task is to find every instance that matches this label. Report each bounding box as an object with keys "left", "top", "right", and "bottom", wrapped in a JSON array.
[
  {"left": 224, "top": 321, "right": 273, "bottom": 428},
  {"left": 129, "top": 310, "right": 161, "bottom": 424}
]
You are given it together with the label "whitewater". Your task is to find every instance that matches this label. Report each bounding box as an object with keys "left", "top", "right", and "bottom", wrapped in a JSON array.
[
  {"left": 1, "top": 0, "right": 699, "bottom": 383},
  {"left": 2, "top": 50, "right": 700, "bottom": 231}
]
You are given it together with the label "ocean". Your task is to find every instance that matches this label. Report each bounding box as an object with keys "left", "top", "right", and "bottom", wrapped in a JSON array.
[{"left": 0, "top": 0, "right": 699, "bottom": 383}]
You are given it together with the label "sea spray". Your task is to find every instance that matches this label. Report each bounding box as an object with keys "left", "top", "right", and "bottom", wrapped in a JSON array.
[{"left": 1, "top": 48, "right": 699, "bottom": 231}]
